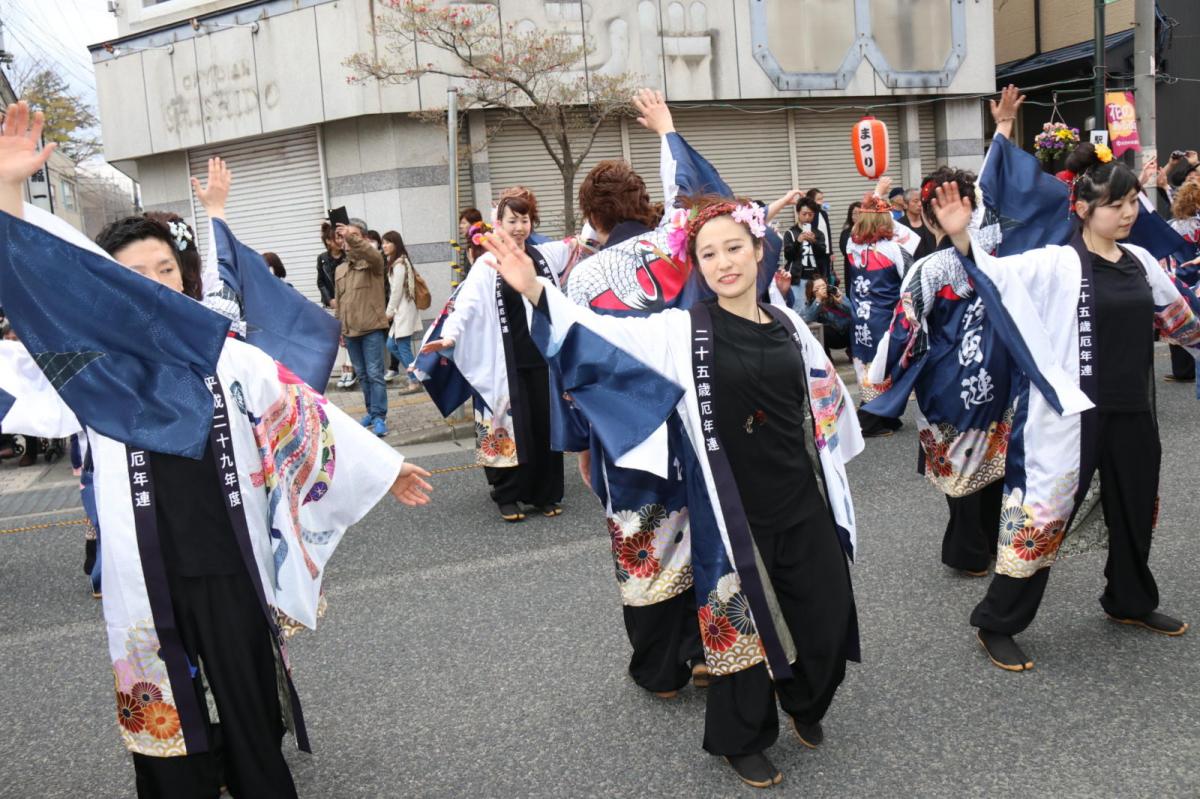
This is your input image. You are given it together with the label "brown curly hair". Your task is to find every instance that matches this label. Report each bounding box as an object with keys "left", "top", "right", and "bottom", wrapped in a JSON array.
[
  {"left": 578, "top": 160, "right": 658, "bottom": 234},
  {"left": 496, "top": 186, "right": 539, "bottom": 226},
  {"left": 1172, "top": 181, "right": 1200, "bottom": 220}
]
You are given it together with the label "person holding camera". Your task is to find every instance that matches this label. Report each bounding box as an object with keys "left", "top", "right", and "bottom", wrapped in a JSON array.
[
  {"left": 799, "top": 276, "right": 852, "bottom": 360},
  {"left": 782, "top": 197, "right": 831, "bottom": 304}
]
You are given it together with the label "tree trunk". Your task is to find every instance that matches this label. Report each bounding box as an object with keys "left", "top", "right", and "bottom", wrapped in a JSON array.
[{"left": 560, "top": 163, "right": 577, "bottom": 234}]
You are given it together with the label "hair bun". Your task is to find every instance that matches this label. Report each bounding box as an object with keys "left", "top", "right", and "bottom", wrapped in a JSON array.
[{"left": 1063, "top": 141, "right": 1101, "bottom": 175}]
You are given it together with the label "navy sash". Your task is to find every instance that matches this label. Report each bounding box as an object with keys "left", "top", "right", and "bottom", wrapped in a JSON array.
[
  {"left": 495, "top": 243, "right": 555, "bottom": 466},
  {"left": 127, "top": 376, "right": 311, "bottom": 754},
  {"left": 1067, "top": 234, "right": 1100, "bottom": 517},
  {"left": 688, "top": 303, "right": 793, "bottom": 681},
  {"left": 126, "top": 446, "right": 209, "bottom": 753}
]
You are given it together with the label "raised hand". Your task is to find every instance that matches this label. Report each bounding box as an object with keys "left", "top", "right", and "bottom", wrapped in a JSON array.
[
  {"left": 480, "top": 227, "right": 543, "bottom": 302},
  {"left": 931, "top": 182, "right": 974, "bottom": 255},
  {"left": 989, "top": 84, "right": 1025, "bottom": 140},
  {"left": 773, "top": 268, "right": 792, "bottom": 297},
  {"left": 190, "top": 156, "right": 232, "bottom": 220},
  {"left": 874, "top": 175, "right": 893, "bottom": 199},
  {"left": 390, "top": 462, "right": 433, "bottom": 507},
  {"left": 1138, "top": 155, "right": 1158, "bottom": 188},
  {"left": 633, "top": 88, "right": 675, "bottom": 136},
  {"left": 0, "top": 102, "right": 56, "bottom": 218}
]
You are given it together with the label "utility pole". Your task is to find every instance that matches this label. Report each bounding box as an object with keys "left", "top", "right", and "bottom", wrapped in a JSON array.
[
  {"left": 1093, "top": 0, "right": 1106, "bottom": 127},
  {"left": 1133, "top": 0, "right": 1156, "bottom": 170},
  {"left": 446, "top": 87, "right": 460, "bottom": 289}
]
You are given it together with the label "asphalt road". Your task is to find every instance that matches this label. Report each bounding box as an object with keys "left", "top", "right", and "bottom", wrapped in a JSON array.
[{"left": 1, "top": 348, "right": 1197, "bottom": 798}]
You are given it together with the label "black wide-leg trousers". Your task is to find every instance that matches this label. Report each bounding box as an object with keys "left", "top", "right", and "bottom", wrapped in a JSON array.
[
  {"left": 971, "top": 411, "right": 1161, "bottom": 635},
  {"left": 133, "top": 570, "right": 297, "bottom": 799},
  {"left": 484, "top": 365, "right": 564, "bottom": 508}
]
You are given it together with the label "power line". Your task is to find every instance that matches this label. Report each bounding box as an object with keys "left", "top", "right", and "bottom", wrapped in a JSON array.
[
  {"left": 12, "top": 0, "right": 96, "bottom": 73},
  {"left": 2, "top": 10, "right": 97, "bottom": 90}
]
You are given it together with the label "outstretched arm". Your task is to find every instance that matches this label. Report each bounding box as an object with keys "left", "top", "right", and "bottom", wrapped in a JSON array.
[
  {"left": 0, "top": 102, "right": 56, "bottom": 220},
  {"left": 480, "top": 227, "right": 679, "bottom": 377},
  {"left": 767, "top": 189, "right": 802, "bottom": 224}
]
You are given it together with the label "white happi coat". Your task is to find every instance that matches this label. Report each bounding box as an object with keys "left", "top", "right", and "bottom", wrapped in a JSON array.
[
  {"left": 0, "top": 337, "right": 402, "bottom": 757},
  {"left": 962, "top": 234, "right": 1200, "bottom": 578}
]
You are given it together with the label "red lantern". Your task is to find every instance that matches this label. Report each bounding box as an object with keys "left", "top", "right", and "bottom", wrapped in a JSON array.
[{"left": 852, "top": 116, "right": 889, "bottom": 179}]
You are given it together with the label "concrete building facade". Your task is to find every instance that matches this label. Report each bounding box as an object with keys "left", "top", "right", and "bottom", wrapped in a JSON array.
[{"left": 91, "top": 0, "right": 999, "bottom": 310}]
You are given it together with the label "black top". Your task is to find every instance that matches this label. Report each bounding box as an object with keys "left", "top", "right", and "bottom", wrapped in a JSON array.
[
  {"left": 1092, "top": 249, "right": 1154, "bottom": 412},
  {"left": 709, "top": 302, "right": 814, "bottom": 535},
  {"left": 151, "top": 441, "right": 245, "bottom": 577},
  {"left": 502, "top": 242, "right": 550, "bottom": 370},
  {"left": 908, "top": 219, "right": 938, "bottom": 261},
  {"left": 316, "top": 251, "right": 344, "bottom": 307}
]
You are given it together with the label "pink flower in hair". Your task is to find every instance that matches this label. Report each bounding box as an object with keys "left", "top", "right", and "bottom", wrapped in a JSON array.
[{"left": 730, "top": 203, "right": 766, "bottom": 238}]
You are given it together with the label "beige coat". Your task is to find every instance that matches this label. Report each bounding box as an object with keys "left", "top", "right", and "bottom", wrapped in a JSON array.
[
  {"left": 334, "top": 237, "right": 388, "bottom": 337},
  {"left": 386, "top": 255, "right": 423, "bottom": 338}
]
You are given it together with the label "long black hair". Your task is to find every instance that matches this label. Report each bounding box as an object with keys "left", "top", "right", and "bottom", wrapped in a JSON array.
[
  {"left": 382, "top": 230, "right": 409, "bottom": 265},
  {"left": 841, "top": 201, "right": 862, "bottom": 230}
]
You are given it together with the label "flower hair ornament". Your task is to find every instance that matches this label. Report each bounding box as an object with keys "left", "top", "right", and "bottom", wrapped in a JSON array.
[
  {"left": 468, "top": 220, "right": 493, "bottom": 246},
  {"left": 665, "top": 200, "right": 766, "bottom": 265},
  {"left": 167, "top": 220, "right": 194, "bottom": 252}
]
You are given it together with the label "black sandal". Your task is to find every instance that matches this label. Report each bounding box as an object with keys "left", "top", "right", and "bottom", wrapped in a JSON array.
[
  {"left": 1106, "top": 610, "right": 1189, "bottom": 636},
  {"left": 498, "top": 503, "right": 525, "bottom": 522},
  {"left": 724, "top": 752, "right": 782, "bottom": 789},
  {"left": 541, "top": 503, "right": 563, "bottom": 517},
  {"left": 977, "top": 629, "right": 1033, "bottom": 671}
]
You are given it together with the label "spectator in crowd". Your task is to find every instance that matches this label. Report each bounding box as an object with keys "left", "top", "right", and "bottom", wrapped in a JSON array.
[
  {"left": 799, "top": 276, "right": 853, "bottom": 361},
  {"left": 458, "top": 208, "right": 483, "bottom": 278},
  {"left": 383, "top": 230, "right": 424, "bottom": 394},
  {"left": 262, "top": 251, "right": 290, "bottom": 283},
  {"left": 783, "top": 197, "right": 831, "bottom": 304},
  {"left": 838, "top": 201, "right": 862, "bottom": 278},
  {"left": 318, "top": 223, "right": 357, "bottom": 390},
  {"left": 888, "top": 186, "right": 906, "bottom": 221},
  {"left": 805, "top": 187, "right": 834, "bottom": 267},
  {"left": 317, "top": 222, "right": 343, "bottom": 308},
  {"left": 367, "top": 229, "right": 383, "bottom": 250},
  {"left": 904, "top": 188, "right": 938, "bottom": 259},
  {"left": 334, "top": 218, "right": 390, "bottom": 436},
  {"left": 1167, "top": 157, "right": 1200, "bottom": 196}
]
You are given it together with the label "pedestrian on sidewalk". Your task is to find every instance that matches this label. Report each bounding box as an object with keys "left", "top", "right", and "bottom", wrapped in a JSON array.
[
  {"left": 334, "top": 218, "right": 391, "bottom": 437},
  {"left": 383, "top": 230, "right": 424, "bottom": 394}
]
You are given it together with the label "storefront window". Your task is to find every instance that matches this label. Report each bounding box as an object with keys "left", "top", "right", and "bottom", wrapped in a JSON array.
[
  {"left": 869, "top": 0, "right": 953, "bottom": 73},
  {"left": 763, "top": 1, "right": 856, "bottom": 75}
]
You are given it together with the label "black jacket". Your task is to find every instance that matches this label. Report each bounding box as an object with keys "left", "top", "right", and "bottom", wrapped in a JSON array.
[
  {"left": 316, "top": 251, "right": 343, "bottom": 307},
  {"left": 783, "top": 223, "right": 830, "bottom": 283}
]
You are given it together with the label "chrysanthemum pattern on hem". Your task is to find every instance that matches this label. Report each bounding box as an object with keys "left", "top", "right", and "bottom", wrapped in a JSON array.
[
  {"left": 112, "top": 621, "right": 186, "bottom": 756},
  {"left": 607, "top": 504, "right": 692, "bottom": 606},
  {"left": 698, "top": 574, "right": 766, "bottom": 676},
  {"left": 994, "top": 481, "right": 1076, "bottom": 579},
  {"left": 473, "top": 401, "right": 518, "bottom": 468},
  {"left": 916, "top": 408, "right": 1012, "bottom": 497}
]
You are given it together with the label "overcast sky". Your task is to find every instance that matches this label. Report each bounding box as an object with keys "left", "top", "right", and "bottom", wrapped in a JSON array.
[{"left": 2, "top": 0, "right": 121, "bottom": 176}]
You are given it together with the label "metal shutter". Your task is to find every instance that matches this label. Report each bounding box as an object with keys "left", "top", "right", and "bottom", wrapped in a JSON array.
[
  {"left": 188, "top": 127, "right": 326, "bottom": 302},
  {"left": 627, "top": 103, "right": 796, "bottom": 226},
  {"left": 629, "top": 102, "right": 903, "bottom": 236},
  {"left": 484, "top": 111, "right": 624, "bottom": 238},
  {"left": 919, "top": 103, "right": 938, "bottom": 178}
]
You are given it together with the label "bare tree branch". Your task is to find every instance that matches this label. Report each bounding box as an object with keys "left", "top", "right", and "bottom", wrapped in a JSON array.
[{"left": 346, "top": 0, "right": 642, "bottom": 232}]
